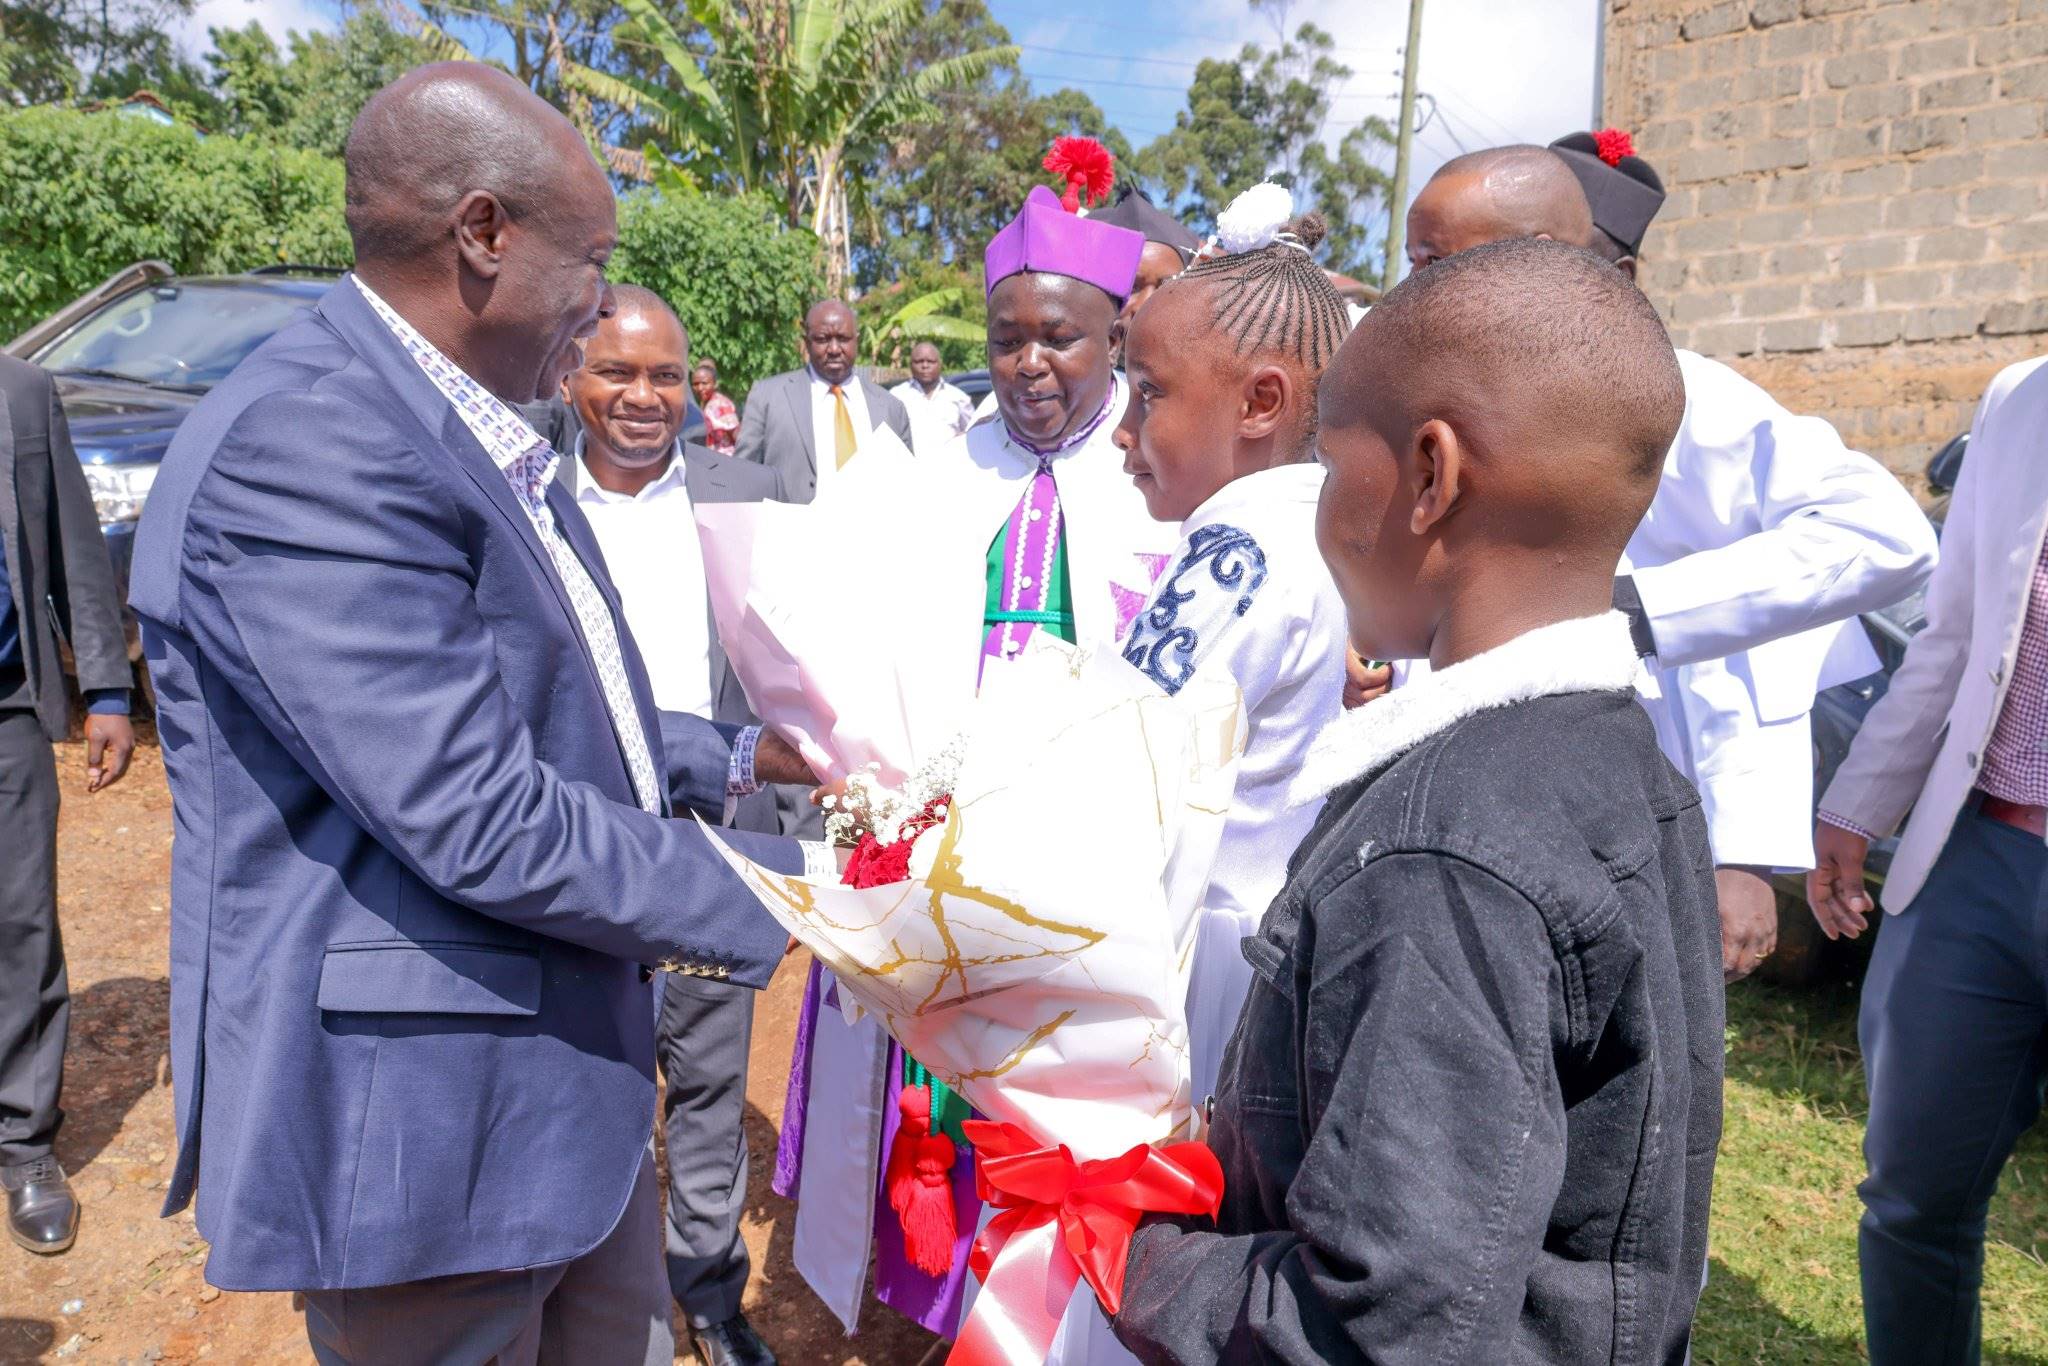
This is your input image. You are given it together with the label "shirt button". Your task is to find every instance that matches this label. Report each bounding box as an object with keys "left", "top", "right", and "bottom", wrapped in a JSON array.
[
  {"left": 1005, "top": 643, "right": 1020, "bottom": 655},
  {"left": 1021, "top": 575, "right": 1034, "bottom": 588},
  {"left": 1992, "top": 663, "right": 2005, "bottom": 685},
  {"left": 1028, "top": 509, "right": 1044, "bottom": 521},
  {"left": 1967, "top": 751, "right": 1981, "bottom": 769}
]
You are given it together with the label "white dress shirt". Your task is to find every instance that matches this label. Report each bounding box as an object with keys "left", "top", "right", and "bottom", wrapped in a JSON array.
[
  {"left": 808, "top": 367, "right": 872, "bottom": 498},
  {"left": 890, "top": 378, "right": 976, "bottom": 457},
  {"left": 573, "top": 441, "right": 716, "bottom": 720}
]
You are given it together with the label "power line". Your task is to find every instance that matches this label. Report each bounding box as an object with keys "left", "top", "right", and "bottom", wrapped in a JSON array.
[
  {"left": 1011, "top": 40, "right": 1400, "bottom": 81},
  {"left": 985, "top": 2, "right": 1393, "bottom": 58}
]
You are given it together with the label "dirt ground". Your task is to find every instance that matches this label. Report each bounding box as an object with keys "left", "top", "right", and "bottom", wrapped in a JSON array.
[{"left": 0, "top": 739, "right": 941, "bottom": 1365}]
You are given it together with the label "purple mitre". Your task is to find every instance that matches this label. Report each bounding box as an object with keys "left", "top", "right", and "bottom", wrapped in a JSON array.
[{"left": 984, "top": 185, "right": 1145, "bottom": 302}]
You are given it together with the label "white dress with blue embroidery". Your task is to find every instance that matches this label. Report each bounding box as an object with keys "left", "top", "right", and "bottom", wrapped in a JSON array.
[{"left": 1120, "top": 459, "right": 1351, "bottom": 1102}]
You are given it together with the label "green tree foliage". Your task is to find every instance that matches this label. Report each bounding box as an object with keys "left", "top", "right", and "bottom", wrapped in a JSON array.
[
  {"left": 856, "top": 1, "right": 1127, "bottom": 288},
  {"left": 1, "top": 0, "right": 198, "bottom": 107},
  {"left": 1135, "top": 21, "right": 1393, "bottom": 275},
  {"left": 0, "top": 105, "right": 351, "bottom": 337},
  {"left": 563, "top": 0, "right": 1014, "bottom": 291},
  {"left": 204, "top": 7, "right": 436, "bottom": 156},
  {"left": 608, "top": 188, "right": 824, "bottom": 397}
]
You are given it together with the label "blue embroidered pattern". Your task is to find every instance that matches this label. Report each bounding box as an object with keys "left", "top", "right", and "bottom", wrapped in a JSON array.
[{"left": 1120, "top": 523, "right": 1269, "bottom": 696}]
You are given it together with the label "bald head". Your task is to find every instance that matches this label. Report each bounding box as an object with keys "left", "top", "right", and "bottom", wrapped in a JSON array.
[
  {"left": 609, "top": 283, "right": 684, "bottom": 336},
  {"left": 803, "top": 298, "right": 859, "bottom": 385},
  {"left": 345, "top": 62, "right": 607, "bottom": 265},
  {"left": 343, "top": 63, "right": 619, "bottom": 405},
  {"left": 1405, "top": 145, "right": 1595, "bottom": 272}
]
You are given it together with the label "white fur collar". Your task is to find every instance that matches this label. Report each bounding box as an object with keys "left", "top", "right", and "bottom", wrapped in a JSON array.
[{"left": 1292, "top": 612, "right": 1642, "bottom": 803}]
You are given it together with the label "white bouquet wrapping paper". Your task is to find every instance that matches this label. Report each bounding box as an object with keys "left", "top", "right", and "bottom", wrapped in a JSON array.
[
  {"left": 698, "top": 637, "right": 1244, "bottom": 1158},
  {"left": 693, "top": 425, "right": 973, "bottom": 788}
]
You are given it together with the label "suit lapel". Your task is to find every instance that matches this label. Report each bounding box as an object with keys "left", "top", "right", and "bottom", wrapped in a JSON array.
[
  {"left": 319, "top": 283, "right": 628, "bottom": 757},
  {"left": 784, "top": 373, "right": 818, "bottom": 485},
  {"left": 0, "top": 388, "right": 21, "bottom": 632}
]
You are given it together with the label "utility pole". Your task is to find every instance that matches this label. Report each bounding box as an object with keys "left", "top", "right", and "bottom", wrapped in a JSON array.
[{"left": 1381, "top": 0, "right": 1426, "bottom": 293}]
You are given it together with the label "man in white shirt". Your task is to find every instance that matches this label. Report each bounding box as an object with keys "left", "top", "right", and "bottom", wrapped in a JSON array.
[
  {"left": 733, "top": 299, "right": 913, "bottom": 503},
  {"left": 889, "top": 340, "right": 976, "bottom": 456},
  {"left": 558, "top": 284, "right": 788, "bottom": 1366}
]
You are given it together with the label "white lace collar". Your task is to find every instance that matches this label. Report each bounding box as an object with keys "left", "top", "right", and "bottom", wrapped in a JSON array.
[{"left": 1291, "top": 611, "right": 1643, "bottom": 803}]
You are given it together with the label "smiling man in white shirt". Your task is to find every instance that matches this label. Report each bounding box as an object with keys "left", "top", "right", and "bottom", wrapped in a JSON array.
[{"left": 559, "top": 284, "right": 787, "bottom": 1366}]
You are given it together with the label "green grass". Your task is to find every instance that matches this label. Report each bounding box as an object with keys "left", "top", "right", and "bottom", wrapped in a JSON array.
[{"left": 1698, "top": 980, "right": 2048, "bottom": 1364}]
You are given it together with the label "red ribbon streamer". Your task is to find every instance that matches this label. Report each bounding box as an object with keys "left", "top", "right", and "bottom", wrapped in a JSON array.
[{"left": 947, "top": 1120, "right": 1223, "bottom": 1366}]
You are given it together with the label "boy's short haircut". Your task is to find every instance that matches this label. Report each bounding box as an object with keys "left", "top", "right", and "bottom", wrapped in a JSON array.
[{"left": 1362, "top": 237, "right": 1684, "bottom": 482}]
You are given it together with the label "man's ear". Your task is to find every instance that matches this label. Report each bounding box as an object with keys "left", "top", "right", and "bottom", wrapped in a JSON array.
[
  {"left": 1409, "top": 417, "right": 1463, "bottom": 535},
  {"left": 1615, "top": 254, "right": 1640, "bottom": 281},
  {"left": 452, "top": 190, "right": 513, "bottom": 281},
  {"left": 1239, "top": 364, "right": 1291, "bottom": 441}
]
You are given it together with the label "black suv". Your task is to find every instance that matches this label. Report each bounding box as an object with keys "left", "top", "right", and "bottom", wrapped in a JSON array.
[{"left": 6, "top": 263, "right": 346, "bottom": 684}]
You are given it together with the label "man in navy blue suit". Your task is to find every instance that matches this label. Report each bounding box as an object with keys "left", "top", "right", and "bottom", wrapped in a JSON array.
[{"left": 129, "top": 64, "right": 822, "bottom": 1363}]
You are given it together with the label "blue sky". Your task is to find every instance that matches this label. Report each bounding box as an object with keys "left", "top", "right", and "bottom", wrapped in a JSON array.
[{"left": 176, "top": 0, "right": 1601, "bottom": 264}]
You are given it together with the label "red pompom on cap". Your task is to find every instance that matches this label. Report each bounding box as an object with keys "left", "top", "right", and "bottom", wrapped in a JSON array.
[
  {"left": 1593, "top": 128, "right": 1636, "bottom": 167},
  {"left": 1043, "top": 136, "right": 1116, "bottom": 213}
]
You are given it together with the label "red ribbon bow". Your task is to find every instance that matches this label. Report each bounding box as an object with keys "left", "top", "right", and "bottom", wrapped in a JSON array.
[{"left": 947, "top": 1120, "right": 1222, "bottom": 1365}]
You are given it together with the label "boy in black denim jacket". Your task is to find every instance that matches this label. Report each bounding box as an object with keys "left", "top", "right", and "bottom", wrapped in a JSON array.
[{"left": 1112, "top": 238, "right": 1724, "bottom": 1365}]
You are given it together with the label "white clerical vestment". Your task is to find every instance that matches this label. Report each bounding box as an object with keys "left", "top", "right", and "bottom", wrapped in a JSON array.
[{"left": 1628, "top": 350, "right": 1937, "bottom": 870}]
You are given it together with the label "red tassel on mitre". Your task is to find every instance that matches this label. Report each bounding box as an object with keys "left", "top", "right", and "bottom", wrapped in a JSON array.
[
  {"left": 1593, "top": 127, "right": 1636, "bottom": 167},
  {"left": 1043, "top": 135, "right": 1116, "bottom": 213},
  {"left": 884, "top": 1083, "right": 958, "bottom": 1278}
]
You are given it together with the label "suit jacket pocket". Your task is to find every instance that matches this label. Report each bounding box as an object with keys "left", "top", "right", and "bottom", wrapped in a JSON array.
[{"left": 316, "top": 941, "right": 541, "bottom": 1016}]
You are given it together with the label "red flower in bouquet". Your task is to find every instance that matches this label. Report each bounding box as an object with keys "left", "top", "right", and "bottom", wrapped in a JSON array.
[{"left": 840, "top": 795, "right": 951, "bottom": 890}]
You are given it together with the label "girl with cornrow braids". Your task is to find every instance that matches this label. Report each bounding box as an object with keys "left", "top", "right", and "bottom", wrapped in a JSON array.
[{"left": 1027, "top": 182, "right": 1359, "bottom": 1366}]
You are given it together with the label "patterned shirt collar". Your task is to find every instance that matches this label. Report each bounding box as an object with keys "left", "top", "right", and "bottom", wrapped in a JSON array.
[{"left": 351, "top": 275, "right": 560, "bottom": 514}]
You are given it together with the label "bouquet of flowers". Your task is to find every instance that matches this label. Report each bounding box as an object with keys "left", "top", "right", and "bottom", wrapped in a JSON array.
[{"left": 696, "top": 637, "right": 1242, "bottom": 1363}]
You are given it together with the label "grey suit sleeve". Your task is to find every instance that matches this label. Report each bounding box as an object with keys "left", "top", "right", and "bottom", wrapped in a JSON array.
[
  {"left": 43, "top": 372, "right": 131, "bottom": 695},
  {"left": 734, "top": 381, "right": 770, "bottom": 467},
  {"left": 178, "top": 391, "right": 796, "bottom": 985},
  {"left": 881, "top": 389, "right": 914, "bottom": 448}
]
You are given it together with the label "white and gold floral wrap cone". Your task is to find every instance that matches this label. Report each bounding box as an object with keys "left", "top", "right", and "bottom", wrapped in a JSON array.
[{"left": 699, "top": 637, "right": 1245, "bottom": 1158}]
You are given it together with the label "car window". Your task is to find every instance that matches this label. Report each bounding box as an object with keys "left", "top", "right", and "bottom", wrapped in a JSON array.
[{"left": 36, "top": 282, "right": 315, "bottom": 389}]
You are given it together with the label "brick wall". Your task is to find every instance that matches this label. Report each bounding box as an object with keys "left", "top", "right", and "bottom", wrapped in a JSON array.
[{"left": 1604, "top": 0, "right": 2048, "bottom": 490}]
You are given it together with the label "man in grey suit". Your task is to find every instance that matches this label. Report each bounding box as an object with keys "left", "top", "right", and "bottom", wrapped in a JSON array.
[
  {"left": 555, "top": 286, "right": 787, "bottom": 1366},
  {"left": 733, "top": 299, "right": 913, "bottom": 504},
  {"left": 0, "top": 353, "right": 135, "bottom": 1255}
]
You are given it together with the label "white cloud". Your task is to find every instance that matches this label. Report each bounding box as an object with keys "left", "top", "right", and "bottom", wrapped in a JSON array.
[{"left": 173, "top": 0, "right": 338, "bottom": 60}]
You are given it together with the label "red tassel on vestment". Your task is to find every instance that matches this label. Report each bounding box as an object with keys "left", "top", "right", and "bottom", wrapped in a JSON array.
[{"left": 884, "top": 1083, "right": 958, "bottom": 1278}]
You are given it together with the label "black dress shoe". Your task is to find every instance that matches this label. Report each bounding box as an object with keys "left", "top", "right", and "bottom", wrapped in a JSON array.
[
  {"left": 3, "top": 1156, "right": 79, "bottom": 1255},
  {"left": 685, "top": 1312, "right": 776, "bottom": 1366}
]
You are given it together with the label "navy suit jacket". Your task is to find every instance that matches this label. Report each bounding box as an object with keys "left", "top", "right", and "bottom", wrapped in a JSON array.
[{"left": 128, "top": 278, "right": 801, "bottom": 1292}]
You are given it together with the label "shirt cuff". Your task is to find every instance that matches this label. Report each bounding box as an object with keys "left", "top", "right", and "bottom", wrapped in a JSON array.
[
  {"left": 800, "top": 840, "right": 840, "bottom": 882},
  {"left": 1818, "top": 810, "right": 1879, "bottom": 841},
  {"left": 728, "top": 725, "right": 762, "bottom": 797},
  {"left": 83, "top": 688, "right": 131, "bottom": 717}
]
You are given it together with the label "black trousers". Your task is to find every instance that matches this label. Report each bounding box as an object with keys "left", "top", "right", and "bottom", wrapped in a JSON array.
[
  {"left": 658, "top": 970, "right": 756, "bottom": 1327},
  {"left": 0, "top": 708, "right": 64, "bottom": 1168}
]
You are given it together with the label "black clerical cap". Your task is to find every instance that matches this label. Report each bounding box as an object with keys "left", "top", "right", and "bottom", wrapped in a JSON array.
[
  {"left": 1549, "top": 129, "right": 1667, "bottom": 256},
  {"left": 1089, "top": 186, "right": 1203, "bottom": 263}
]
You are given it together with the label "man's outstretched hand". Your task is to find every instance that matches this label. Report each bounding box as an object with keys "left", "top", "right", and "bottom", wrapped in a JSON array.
[
  {"left": 754, "top": 729, "right": 819, "bottom": 787},
  {"left": 1807, "top": 821, "right": 1874, "bottom": 941},
  {"left": 84, "top": 714, "right": 135, "bottom": 793}
]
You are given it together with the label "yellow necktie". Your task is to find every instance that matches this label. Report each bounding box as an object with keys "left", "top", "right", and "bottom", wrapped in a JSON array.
[{"left": 831, "top": 385, "right": 858, "bottom": 469}]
